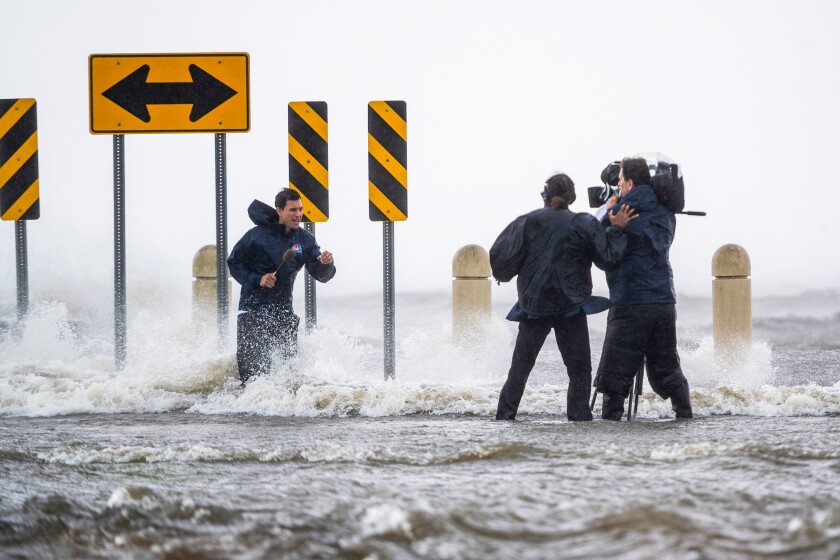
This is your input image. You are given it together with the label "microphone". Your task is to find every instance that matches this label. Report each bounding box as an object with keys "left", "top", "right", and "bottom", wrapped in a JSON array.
[{"left": 275, "top": 248, "right": 297, "bottom": 275}]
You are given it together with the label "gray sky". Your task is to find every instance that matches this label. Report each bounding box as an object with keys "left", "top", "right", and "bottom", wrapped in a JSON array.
[{"left": 1, "top": 0, "right": 839, "bottom": 314}]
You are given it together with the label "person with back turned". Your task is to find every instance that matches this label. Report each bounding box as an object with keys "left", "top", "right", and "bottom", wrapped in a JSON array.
[
  {"left": 595, "top": 157, "right": 693, "bottom": 419},
  {"left": 490, "top": 173, "right": 636, "bottom": 421},
  {"left": 227, "top": 188, "right": 336, "bottom": 385}
]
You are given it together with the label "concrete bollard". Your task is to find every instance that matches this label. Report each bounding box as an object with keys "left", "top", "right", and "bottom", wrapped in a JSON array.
[
  {"left": 193, "top": 245, "right": 231, "bottom": 332},
  {"left": 452, "top": 244, "right": 492, "bottom": 344},
  {"left": 712, "top": 244, "right": 752, "bottom": 360}
]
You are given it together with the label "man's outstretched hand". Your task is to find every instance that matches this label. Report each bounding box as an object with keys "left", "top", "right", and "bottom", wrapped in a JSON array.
[{"left": 318, "top": 251, "right": 334, "bottom": 265}]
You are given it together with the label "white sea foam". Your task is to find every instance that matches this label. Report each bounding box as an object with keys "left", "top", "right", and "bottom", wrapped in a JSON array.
[
  {"left": 360, "top": 504, "right": 415, "bottom": 539},
  {"left": 107, "top": 486, "right": 162, "bottom": 511},
  {"left": 2, "top": 299, "right": 838, "bottom": 418},
  {"left": 649, "top": 442, "right": 731, "bottom": 461},
  {"left": 43, "top": 444, "right": 236, "bottom": 465},
  {"left": 105, "top": 486, "right": 212, "bottom": 522},
  {"left": 36, "top": 439, "right": 532, "bottom": 466},
  {"left": 680, "top": 336, "right": 774, "bottom": 388}
]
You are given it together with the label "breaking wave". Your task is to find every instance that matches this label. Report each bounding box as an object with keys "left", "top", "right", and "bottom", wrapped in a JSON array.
[
  {"left": 36, "top": 441, "right": 540, "bottom": 466},
  {"left": 2, "top": 299, "right": 839, "bottom": 419}
]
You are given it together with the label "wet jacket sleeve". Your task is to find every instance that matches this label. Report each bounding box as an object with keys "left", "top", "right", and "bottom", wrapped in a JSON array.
[
  {"left": 489, "top": 214, "right": 528, "bottom": 282},
  {"left": 573, "top": 214, "right": 627, "bottom": 272},
  {"left": 304, "top": 242, "right": 336, "bottom": 283},
  {"left": 227, "top": 231, "right": 264, "bottom": 288},
  {"left": 647, "top": 212, "right": 676, "bottom": 255}
]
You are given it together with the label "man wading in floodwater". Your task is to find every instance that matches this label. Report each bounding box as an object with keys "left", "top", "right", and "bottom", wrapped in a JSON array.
[
  {"left": 490, "top": 173, "right": 636, "bottom": 420},
  {"left": 595, "top": 157, "right": 693, "bottom": 419},
  {"left": 228, "top": 189, "right": 336, "bottom": 385}
]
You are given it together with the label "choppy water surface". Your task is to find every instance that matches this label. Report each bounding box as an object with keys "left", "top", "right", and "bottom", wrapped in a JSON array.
[
  {"left": 1, "top": 291, "right": 839, "bottom": 559},
  {"left": 3, "top": 414, "right": 840, "bottom": 559}
]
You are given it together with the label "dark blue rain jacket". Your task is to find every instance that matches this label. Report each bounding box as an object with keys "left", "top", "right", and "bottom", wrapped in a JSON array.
[
  {"left": 227, "top": 200, "right": 336, "bottom": 315},
  {"left": 490, "top": 207, "right": 627, "bottom": 320},
  {"left": 600, "top": 184, "right": 676, "bottom": 305}
]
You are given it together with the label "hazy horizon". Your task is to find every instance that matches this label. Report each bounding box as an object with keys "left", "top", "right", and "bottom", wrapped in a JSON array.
[{"left": 2, "top": 0, "right": 839, "bottom": 317}]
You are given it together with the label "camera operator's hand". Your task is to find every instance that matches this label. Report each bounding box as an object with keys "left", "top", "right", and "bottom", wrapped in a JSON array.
[
  {"left": 606, "top": 194, "right": 619, "bottom": 210},
  {"left": 608, "top": 204, "right": 638, "bottom": 229}
]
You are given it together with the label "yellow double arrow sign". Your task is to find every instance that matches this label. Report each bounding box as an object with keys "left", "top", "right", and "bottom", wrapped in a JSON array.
[{"left": 89, "top": 53, "right": 250, "bottom": 134}]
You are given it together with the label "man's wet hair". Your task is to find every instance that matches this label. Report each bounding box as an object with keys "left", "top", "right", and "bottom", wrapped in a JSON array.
[
  {"left": 275, "top": 188, "right": 301, "bottom": 209},
  {"left": 620, "top": 157, "right": 651, "bottom": 186}
]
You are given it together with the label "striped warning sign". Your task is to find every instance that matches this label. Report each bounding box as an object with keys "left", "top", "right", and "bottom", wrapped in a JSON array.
[
  {"left": 288, "top": 101, "right": 328, "bottom": 222},
  {"left": 0, "top": 99, "right": 40, "bottom": 221},
  {"left": 368, "top": 100, "right": 407, "bottom": 221}
]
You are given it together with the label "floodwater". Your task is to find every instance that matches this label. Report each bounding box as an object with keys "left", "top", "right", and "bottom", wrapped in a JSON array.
[{"left": 1, "top": 291, "right": 839, "bottom": 559}]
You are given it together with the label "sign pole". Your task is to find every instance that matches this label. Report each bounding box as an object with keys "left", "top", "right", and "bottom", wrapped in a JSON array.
[
  {"left": 113, "top": 134, "right": 126, "bottom": 370},
  {"left": 15, "top": 221, "right": 28, "bottom": 321},
  {"left": 1, "top": 98, "right": 41, "bottom": 324},
  {"left": 303, "top": 221, "right": 316, "bottom": 332},
  {"left": 288, "top": 101, "right": 329, "bottom": 334},
  {"left": 215, "top": 133, "right": 229, "bottom": 352},
  {"left": 383, "top": 221, "right": 395, "bottom": 379},
  {"left": 88, "top": 55, "right": 250, "bottom": 364},
  {"left": 367, "top": 100, "right": 406, "bottom": 380}
]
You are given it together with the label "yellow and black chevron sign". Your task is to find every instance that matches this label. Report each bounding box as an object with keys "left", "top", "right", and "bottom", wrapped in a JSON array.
[
  {"left": 288, "top": 101, "right": 328, "bottom": 222},
  {"left": 368, "top": 100, "right": 407, "bottom": 221},
  {"left": 0, "top": 99, "right": 40, "bottom": 221}
]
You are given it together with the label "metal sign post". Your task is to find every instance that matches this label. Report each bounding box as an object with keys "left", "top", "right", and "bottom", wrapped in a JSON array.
[
  {"left": 367, "top": 100, "right": 407, "bottom": 380},
  {"left": 89, "top": 52, "right": 250, "bottom": 367},
  {"left": 15, "top": 222, "right": 28, "bottom": 320},
  {"left": 113, "top": 134, "right": 126, "bottom": 370},
  {"left": 383, "top": 221, "right": 395, "bottom": 379},
  {"left": 215, "top": 133, "right": 228, "bottom": 351},
  {"left": 303, "top": 222, "right": 316, "bottom": 332}
]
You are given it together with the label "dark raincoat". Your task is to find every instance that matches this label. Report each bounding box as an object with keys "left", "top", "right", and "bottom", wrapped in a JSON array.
[
  {"left": 227, "top": 200, "right": 336, "bottom": 316},
  {"left": 490, "top": 207, "right": 627, "bottom": 319},
  {"left": 600, "top": 184, "right": 676, "bottom": 305}
]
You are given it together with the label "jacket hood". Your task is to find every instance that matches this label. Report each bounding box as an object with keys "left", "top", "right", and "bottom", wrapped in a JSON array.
[
  {"left": 247, "top": 200, "right": 282, "bottom": 230},
  {"left": 622, "top": 184, "right": 659, "bottom": 211}
]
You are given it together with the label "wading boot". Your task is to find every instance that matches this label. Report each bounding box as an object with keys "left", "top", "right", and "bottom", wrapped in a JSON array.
[
  {"left": 601, "top": 391, "right": 625, "bottom": 421},
  {"left": 670, "top": 382, "right": 693, "bottom": 419}
]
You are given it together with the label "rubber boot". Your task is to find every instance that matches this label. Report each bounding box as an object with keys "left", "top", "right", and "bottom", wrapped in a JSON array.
[
  {"left": 601, "top": 391, "right": 625, "bottom": 421},
  {"left": 670, "top": 382, "right": 693, "bottom": 419}
]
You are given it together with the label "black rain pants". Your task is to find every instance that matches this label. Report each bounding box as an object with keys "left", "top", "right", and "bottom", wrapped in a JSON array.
[
  {"left": 595, "top": 304, "right": 687, "bottom": 404},
  {"left": 496, "top": 311, "right": 593, "bottom": 421}
]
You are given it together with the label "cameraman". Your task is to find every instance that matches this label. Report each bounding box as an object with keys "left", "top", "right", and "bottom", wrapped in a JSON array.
[
  {"left": 595, "top": 157, "right": 693, "bottom": 419},
  {"left": 491, "top": 173, "right": 636, "bottom": 421}
]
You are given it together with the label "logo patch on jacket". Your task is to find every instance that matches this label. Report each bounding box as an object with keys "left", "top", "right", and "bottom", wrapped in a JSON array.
[{"left": 292, "top": 244, "right": 303, "bottom": 254}]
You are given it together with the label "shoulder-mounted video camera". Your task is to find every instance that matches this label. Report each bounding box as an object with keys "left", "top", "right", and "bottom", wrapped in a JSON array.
[
  {"left": 587, "top": 155, "right": 705, "bottom": 216},
  {"left": 587, "top": 161, "right": 621, "bottom": 207}
]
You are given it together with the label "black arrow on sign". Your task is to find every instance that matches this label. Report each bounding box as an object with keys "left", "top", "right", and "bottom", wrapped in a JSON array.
[{"left": 102, "top": 64, "right": 238, "bottom": 123}]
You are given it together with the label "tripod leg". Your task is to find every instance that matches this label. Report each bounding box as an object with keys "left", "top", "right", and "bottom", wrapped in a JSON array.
[
  {"left": 627, "top": 359, "right": 645, "bottom": 421},
  {"left": 633, "top": 359, "right": 644, "bottom": 416}
]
